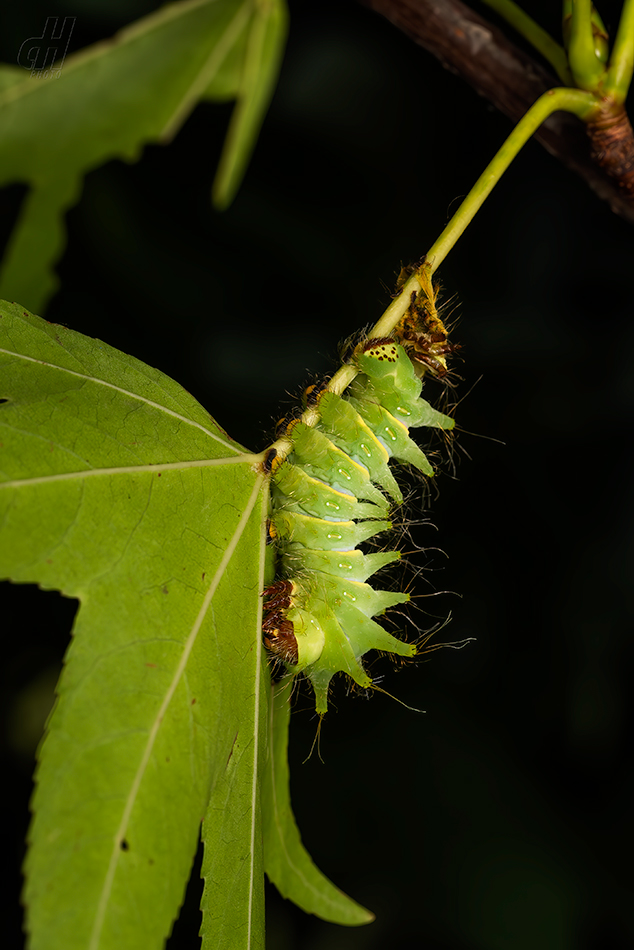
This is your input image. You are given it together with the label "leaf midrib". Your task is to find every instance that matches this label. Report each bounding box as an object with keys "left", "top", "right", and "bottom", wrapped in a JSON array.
[
  {"left": 245, "top": 481, "right": 267, "bottom": 950},
  {"left": 0, "top": 454, "right": 260, "bottom": 489}
]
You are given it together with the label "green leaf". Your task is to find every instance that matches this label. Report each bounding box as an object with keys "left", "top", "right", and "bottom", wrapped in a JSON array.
[
  {"left": 0, "top": 0, "right": 288, "bottom": 311},
  {"left": 212, "top": 0, "right": 289, "bottom": 209},
  {"left": 262, "top": 681, "right": 374, "bottom": 926},
  {"left": 200, "top": 681, "right": 268, "bottom": 950},
  {"left": 0, "top": 300, "right": 269, "bottom": 949},
  {"left": 0, "top": 64, "right": 26, "bottom": 93},
  {"left": 200, "top": 8, "right": 251, "bottom": 102}
]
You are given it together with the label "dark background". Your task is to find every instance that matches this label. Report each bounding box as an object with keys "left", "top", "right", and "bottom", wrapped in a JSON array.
[{"left": 2, "top": 1, "right": 633, "bottom": 948}]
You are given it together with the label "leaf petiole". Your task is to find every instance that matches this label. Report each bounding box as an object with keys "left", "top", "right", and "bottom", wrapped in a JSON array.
[
  {"left": 567, "top": 0, "right": 606, "bottom": 90},
  {"left": 605, "top": 0, "right": 634, "bottom": 102},
  {"left": 480, "top": 0, "right": 573, "bottom": 84}
]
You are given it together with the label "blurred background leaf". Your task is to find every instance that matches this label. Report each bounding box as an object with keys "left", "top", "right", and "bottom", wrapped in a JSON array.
[{"left": 0, "top": 0, "right": 287, "bottom": 311}]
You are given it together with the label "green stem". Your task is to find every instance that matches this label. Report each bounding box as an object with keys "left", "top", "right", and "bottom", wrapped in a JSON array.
[
  {"left": 480, "top": 0, "right": 573, "bottom": 85},
  {"left": 419, "top": 88, "right": 596, "bottom": 277},
  {"left": 568, "top": 0, "right": 606, "bottom": 90},
  {"left": 563, "top": 1, "right": 610, "bottom": 64},
  {"left": 605, "top": 0, "right": 634, "bottom": 102},
  {"left": 363, "top": 87, "right": 598, "bottom": 345},
  {"left": 318, "top": 89, "right": 598, "bottom": 412}
]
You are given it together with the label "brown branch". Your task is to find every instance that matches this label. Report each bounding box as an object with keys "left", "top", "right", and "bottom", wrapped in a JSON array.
[
  {"left": 359, "top": 0, "right": 634, "bottom": 225},
  {"left": 587, "top": 109, "right": 634, "bottom": 195}
]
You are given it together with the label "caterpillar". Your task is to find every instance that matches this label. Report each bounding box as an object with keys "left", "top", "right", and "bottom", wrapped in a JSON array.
[{"left": 262, "top": 281, "right": 456, "bottom": 714}]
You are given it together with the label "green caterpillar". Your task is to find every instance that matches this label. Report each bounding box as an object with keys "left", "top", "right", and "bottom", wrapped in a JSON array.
[{"left": 263, "top": 297, "right": 455, "bottom": 714}]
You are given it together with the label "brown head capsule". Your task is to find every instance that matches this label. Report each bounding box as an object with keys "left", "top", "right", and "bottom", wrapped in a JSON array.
[{"left": 262, "top": 581, "right": 298, "bottom": 665}]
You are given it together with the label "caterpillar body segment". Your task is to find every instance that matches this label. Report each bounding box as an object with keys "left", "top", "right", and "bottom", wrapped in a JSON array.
[
  {"left": 272, "top": 461, "right": 383, "bottom": 521},
  {"left": 317, "top": 391, "right": 402, "bottom": 503},
  {"left": 272, "top": 511, "right": 392, "bottom": 552},
  {"left": 271, "top": 578, "right": 413, "bottom": 715},
  {"left": 289, "top": 423, "right": 388, "bottom": 508},
  {"left": 353, "top": 340, "right": 454, "bottom": 430},
  {"left": 347, "top": 399, "right": 436, "bottom": 476},
  {"left": 293, "top": 548, "right": 401, "bottom": 583}
]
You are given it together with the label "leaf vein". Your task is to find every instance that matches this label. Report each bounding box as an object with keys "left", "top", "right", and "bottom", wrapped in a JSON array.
[{"left": 0, "top": 345, "right": 241, "bottom": 452}]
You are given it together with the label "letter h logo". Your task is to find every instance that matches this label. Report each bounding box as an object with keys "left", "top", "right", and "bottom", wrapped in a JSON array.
[{"left": 18, "top": 17, "right": 76, "bottom": 79}]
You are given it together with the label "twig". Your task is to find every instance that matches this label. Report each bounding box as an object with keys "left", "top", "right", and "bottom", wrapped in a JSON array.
[{"left": 358, "top": 0, "right": 634, "bottom": 224}]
